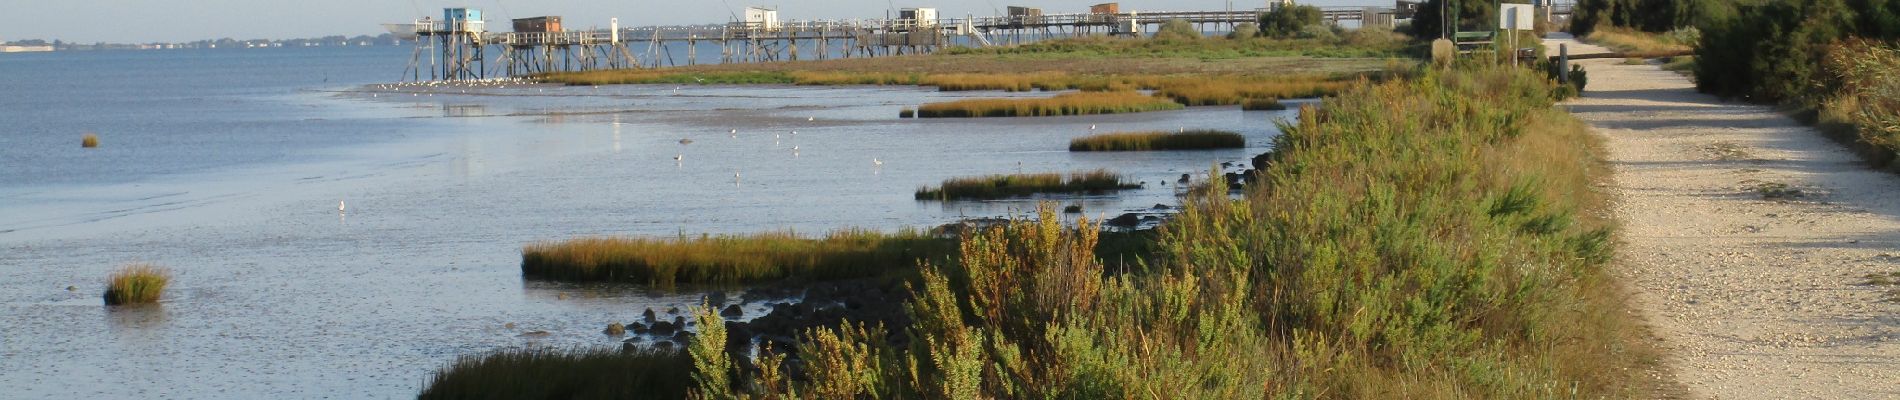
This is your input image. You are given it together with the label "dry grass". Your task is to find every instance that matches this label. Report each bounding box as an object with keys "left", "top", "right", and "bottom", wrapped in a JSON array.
[
  {"left": 81, "top": 133, "right": 99, "bottom": 148},
  {"left": 104, "top": 263, "right": 169, "bottom": 305},
  {"left": 915, "top": 169, "right": 1139, "bottom": 200},
  {"left": 541, "top": 52, "right": 1399, "bottom": 87},
  {"left": 1587, "top": 27, "right": 1697, "bottom": 54},
  {"left": 521, "top": 229, "right": 952, "bottom": 286},
  {"left": 916, "top": 91, "right": 1182, "bottom": 118},
  {"left": 1069, "top": 130, "right": 1245, "bottom": 151}
]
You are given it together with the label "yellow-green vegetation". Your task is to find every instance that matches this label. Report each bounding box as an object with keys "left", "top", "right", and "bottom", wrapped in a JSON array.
[
  {"left": 691, "top": 65, "right": 1665, "bottom": 398},
  {"left": 1820, "top": 40, "right": 1900, "bottom": 166},
  {"left": 1242, "top": 97, "right": 1289, "bottom": 111},
  {"left": 915, "top": 91, "right": 1183, "bottom": 118},
  {"left": 81, "top": 133, "right": 99, "bottom": 148},
  {"left": 1068, "top": 130, "right": 1245, "bottom": 151},
  {"left": 103, "top": 263, "right": 169, "bottom": 305},
  {"left": 520, "top": 229, "right": 952, "bottom": 286},
  {"left": 915, "top": 169, "right": 1140, "bottom": 200},
  {"left": 418, "top": 347, "right": 691, "bottom": 399},
  {"left": 943, "top": 27, "right": 1412, "bottom": 59}
]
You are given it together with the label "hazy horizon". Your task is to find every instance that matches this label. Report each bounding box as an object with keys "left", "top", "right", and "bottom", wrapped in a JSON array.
[{"left": 0, "top": 0, "right": 1377, "bottom": 43}]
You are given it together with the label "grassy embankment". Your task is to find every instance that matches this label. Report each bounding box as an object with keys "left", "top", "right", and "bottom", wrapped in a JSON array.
[
  {"left": 520, "top": 229, "right": 953, "bottom": 287},
  {"left": 418, "top": 348, "right": 692, "bottom": 399},
  {"left": 686, "top": 64, "right": 1666, "bottom": 398},
  {"left": 1068, "top": 130, "right": 1245, "bottom": 151},
  {"left": 914, "top": 91, "right": 1182, "bottom": 118},
  {"left": 103, "top": 264, "right": 169, "bottom": 305},
  {"left": 914, "top": 169, "right": 1140, "bottom": 200}
]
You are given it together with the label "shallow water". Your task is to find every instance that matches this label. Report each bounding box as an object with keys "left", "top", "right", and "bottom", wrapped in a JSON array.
[{"left": 0, "top": 47, "right": 1293, "bottom": 398}]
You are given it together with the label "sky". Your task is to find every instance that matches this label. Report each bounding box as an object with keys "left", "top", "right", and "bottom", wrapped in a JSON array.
[{"left": 0, "top": 0, "right": 1375, "bottom": 43}]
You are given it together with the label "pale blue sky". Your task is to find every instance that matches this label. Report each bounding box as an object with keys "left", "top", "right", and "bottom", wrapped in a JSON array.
[{"left": 0, "top": 0, "right": 1372, "bottom": 43}]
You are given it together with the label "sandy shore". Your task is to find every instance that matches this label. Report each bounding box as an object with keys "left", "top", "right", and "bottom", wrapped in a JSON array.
[{"left": 1546, "top": 34, "right": 1900, "bottom": 398}]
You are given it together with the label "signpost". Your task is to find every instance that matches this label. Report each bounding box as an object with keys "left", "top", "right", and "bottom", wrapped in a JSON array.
[{"left": 1499, "top": 3, "right": 1534, "bottom": 67}]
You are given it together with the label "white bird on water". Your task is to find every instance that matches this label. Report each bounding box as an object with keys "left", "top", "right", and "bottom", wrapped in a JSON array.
[
  {"left": 808, "top": 116, "right": 815, "bottom": 121},
  {"left": 338, "top": 200, "right": 346, "bottom": 213},
  {"left": 1090, "top": 124, "right": 1097, "bottom": 130},
  {"left": 674, "top": 154, "right": 683, "bottom": 161},
  {"left": 874, "top": 158, "right": 883, "bottom": 166}
]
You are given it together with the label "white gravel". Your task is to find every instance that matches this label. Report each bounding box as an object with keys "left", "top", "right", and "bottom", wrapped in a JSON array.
[{"left": 1546, "top": 34, "right": 1900, "bottom": 399}]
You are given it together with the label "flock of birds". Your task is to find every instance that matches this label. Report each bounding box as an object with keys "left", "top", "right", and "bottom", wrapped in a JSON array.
[{"left": 669, "top": 119, "right": 888, "bottom": 185}]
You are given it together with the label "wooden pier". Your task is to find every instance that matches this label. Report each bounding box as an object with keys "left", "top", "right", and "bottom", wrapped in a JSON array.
[{"left": 387, "top": 5, "right": 1401, "bottom": 82}]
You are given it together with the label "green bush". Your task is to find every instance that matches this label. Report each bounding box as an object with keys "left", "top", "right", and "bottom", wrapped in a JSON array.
[
  {"left": 1408, "top": 0, "right": 1496, "bottom": 39},
  {"left": 1259, "top": 5, "right": 1322, "bottom": 38},
  {"left": 1571, "top": 0, "right": 1733, "bottom": 36},
  {"left": 1227, "top": 22, "right": 1259, "bottom": 39},
  {"left": 1154, "top": 19, "right": 1200, "bottom": 41},
  {"left": 1694, "top": 0, "right": 1856, "bottom": 104}
]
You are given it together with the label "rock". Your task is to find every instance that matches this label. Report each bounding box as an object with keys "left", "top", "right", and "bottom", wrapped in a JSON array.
[
  {"left": 604, "top": 322, "right": 626, "bottom": 336},
  {"left": 706, "top": 291, "right": 729, "bottom": 307},
  {"left": 1178, "top": 173, "right": 1192, "bottom": 184},
  {"left": 65, "top": 286, "right": 76, "bottom": 291},
  {"left": 1063, "top": 204, "right": 1083, "bottom": 213},
  {"left": 519, "top": 330, "right": 551, "bottom": 338},
  {"left": 649, "top": 321, "right": 677, "bottom": 335},
  {"left": 721, "top": 304, "right": 744, "bottom": 318},
  {"left": 653, "top": 340, "right": 676, "bottom": 350},
  {"left": 666, "top": 306, "right": 681, "bottom": 314},
  {"left": 642, "top": 308, "right": 658, "bottom": 324},
  {"left": 1152, "top": 204, "right": 1170, "bottom": 210},
  {"left": 1107, "top": 213, "right": 1142, "bottom": 227},
  {"left": 503, "top": 322, "right": 516, "bottom": 329}
]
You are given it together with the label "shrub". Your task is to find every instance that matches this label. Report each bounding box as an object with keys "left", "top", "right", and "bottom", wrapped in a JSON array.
[
  {"left": 703, "top": 65, "right": 1662, "bottom": 399},
  {"left": 1694, "top": 0, "right": 1856, "bottom": 104},
  {"left": 1260, "top": 5, "right": 1322, "bottom": 38},
  {"left": 419, "top": 347, "right": 691, "bottom": 399},
  {"left": 1571, "top": 0, "right": 1732, "bottom": 36},
  {"left": 81, "top": 133, "right": 99, "bottom": 148},
  {"left": 1068, "top": 130, "right": 1246, "bottom": 151},
  {"left": 1821, "top": 39, "right": 1900, "bottom": 164},
  {"left": 1227, "top": 22, "right": 1260, "bottom": 39},
  {"left": 915, "top": 169, "right": 1140, "bottom": 200},
  {"left": 1154, "top": 19, "right": 1200, "bottom": 42},
  {"left": 103, "top": 264, "right": 168, "bottom": 305}
]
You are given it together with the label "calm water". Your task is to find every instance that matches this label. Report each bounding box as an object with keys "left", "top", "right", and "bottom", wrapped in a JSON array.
[{"left": 0, "top": 47, "right": 1294, "bottom": 398}]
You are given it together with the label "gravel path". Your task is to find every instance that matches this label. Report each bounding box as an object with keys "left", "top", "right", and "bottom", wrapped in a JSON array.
[{"left": 1545, "top": 34, "right": 1900, "bottom": 399}]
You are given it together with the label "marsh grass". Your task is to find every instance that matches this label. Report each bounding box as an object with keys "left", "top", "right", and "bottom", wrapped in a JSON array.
[
  {"left": 914, "top": 169, "right": 1140, "bottom": 200},
  {"left": 1241, "top": 97, "right": 1288, "bottom": 111},
  {"left": 81, "top": 133, "right": 99, "bottom": 148},
  {"left": 1821, "top": 40, "right": 1900, "bottom": 167},
  {"left": 1068, "top": 130, "right": 1244, "bottom": 151},
  {"left": 521, "top": 229, "right": 952, "bottom": 286},
  {"left": 1588, "top": 27, "right": 1697, "bottom": 54},
  {"left": 418, "top": 347, "right": 691, "bottom": 399},
  {"left": 695, "top": 65, "right": 1668, "bottom": 399},
  {"left": 915, "top": 91, "right": 1182, "bottom": 118},
  {"left": 103, "top": 264, "right": 168, "bottom": 305}
]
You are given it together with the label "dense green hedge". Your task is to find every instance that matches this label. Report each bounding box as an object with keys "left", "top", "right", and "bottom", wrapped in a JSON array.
[
  {"left": 1570, "top": 0, "right": 1733, "bottom": 36},
  {"left": 1694, "top": 0, "right": 1900, "bottom": 104}
]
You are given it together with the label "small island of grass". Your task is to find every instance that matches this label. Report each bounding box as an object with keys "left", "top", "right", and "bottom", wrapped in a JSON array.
[
  {"left": 1069, "top": 130, "right": 1245, "bottom": 151},
  {"left": 103, "top": 263, "right": 169, "bottom": 305},
  {"left": 915, "top": 91, "right": 1183, "bottom": 118},
  {"left": 915, "top": 169, "right": 1141, "bottom": 200},
  {"left": 521, "top": 229, "right": 953, "bottom": 286}
]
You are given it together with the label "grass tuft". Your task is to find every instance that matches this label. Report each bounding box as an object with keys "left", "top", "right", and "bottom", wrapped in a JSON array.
[
  {"left": 916, "top": 91, "right": 1182, "bottom": 118},
  {"left": 419, "top": 347, "right": 691, "bottom": 399},
  {"left": 1241, "top": 97, "right": 1289, "bottom": 111},
  {"left": 915, "top": 169, "right": 1139, "bottom": 200},
  {"left": 103, "top": 263, "right": 168, "bottom": 305},
  {"left": 1069, "top": 130, "right": 1245, "bottom": 151},
  {"left": 81, "top": 133, "right": 99, "bottom": 148},
  {"left": 521, "top": 229, "right": 952, "bottom": 286}
]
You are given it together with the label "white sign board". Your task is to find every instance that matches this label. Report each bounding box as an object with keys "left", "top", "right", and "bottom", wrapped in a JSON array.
[{"left": 1500, "top": 3, "right": 1535, "bottom": 31}]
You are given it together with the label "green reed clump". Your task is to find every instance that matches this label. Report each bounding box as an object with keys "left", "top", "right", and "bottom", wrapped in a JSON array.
[
  {"left": 521, "top": 229, "right": 952, "bottom": 286},
  {"left": 693, "top": 65, "right": 1664, "bottom": 399},
  {"left": 81, "top": 133, "right": 100, "bottom": 149},
  {"left": 103, "top": 263, "right": 168, "bottom": 305},
  {"left": 418, "top": 347, "right": 691, "bottom": 399},
  {"left": 915, "top": 169, "right": 1140, "bottom": 200},
  {"left": 915, "top": 91, "right": 1183, "bottom": 118},
  {"left": 1068, "top": 130, "right": 1245, "bottom": 151}
]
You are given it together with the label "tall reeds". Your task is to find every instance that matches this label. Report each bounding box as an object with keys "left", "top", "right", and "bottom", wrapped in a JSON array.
[
  {"left": 103, "top": 263, "right": 169, "bottom": 305},
  {"left": 520, "top": 229, "right": 952, "bottom": 286},
  {"left": 1068, "top": 130, "right": 1245, "bottom": 151},
  {"left": 694, "top": 65, "right": 1664, "bottom": 398},
  {"left": 419, "top": 347, "right": 691, "bottom": 399},
  {"left": 914, "top": 169, "right": 1140, "bottom": 200},
  {"left": 915, "top": 91, "right": 1182, "bottom": 118}
]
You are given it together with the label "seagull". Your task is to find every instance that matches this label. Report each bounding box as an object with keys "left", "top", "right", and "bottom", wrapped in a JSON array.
[
  {"left": 792, "top": 145, "right": 800, "bottom": 151},
  {"left": 729, "top": 129, "right": 738, "bottom": 135},
  {"left": 1090, "top": 124, "right": 1097, "bottom": 130},
  {"left": 873, "top": 158, "right": 883, "bottom": 166},
  {"left": 808, "top": 116, "right": 815, "bottom": 121},
  {"left": 790, "top": 130, "right": 797, "bottom": 136},
  {"left": 338, "top": 200, "right": 346, "bottom": 213},
  {"left": 673, "top": 154, "right": 683, "bottom": 161}
]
